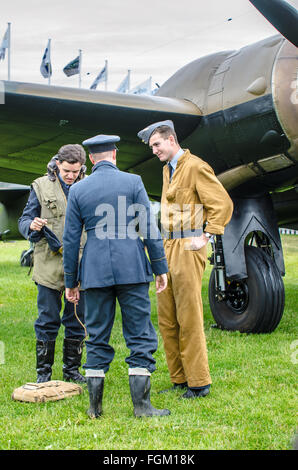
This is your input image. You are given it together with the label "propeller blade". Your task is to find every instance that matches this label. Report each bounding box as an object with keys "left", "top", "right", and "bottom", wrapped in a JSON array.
[{"left": 249, "top": 0, "right": 298, "bottom": 47}]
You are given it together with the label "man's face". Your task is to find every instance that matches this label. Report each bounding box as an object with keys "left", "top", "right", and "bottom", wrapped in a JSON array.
[
  {"left": 149, "top": 132, "right": 175, "bottom": 162},
  {"left": 56, "top": 160, "right": 82, "bottom": 185}
]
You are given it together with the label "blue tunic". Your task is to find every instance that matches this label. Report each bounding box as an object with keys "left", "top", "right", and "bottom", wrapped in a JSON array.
[{"left": 63, "top": 161, "right": 168, "bottom": 289}]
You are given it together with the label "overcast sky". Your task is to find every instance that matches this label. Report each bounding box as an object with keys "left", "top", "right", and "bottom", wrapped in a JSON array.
[{"left": 0, "top": 0, "right": 297, "bottom": 91}]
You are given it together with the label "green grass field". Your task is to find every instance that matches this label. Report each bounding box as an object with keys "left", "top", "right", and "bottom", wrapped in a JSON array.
[{"left": 0, "top": 237, "right": 297, "bottom": 450}]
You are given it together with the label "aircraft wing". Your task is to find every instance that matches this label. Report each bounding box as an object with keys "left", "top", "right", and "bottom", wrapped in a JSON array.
[{"left": 0, "top": 81, "right": 201, "bottom": 198}]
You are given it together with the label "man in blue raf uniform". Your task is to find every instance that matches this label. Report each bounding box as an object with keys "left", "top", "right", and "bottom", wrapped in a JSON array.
[
  {"left": 18, "top": 144, "right": 87, "bottom": 384},
  {"left": 63, "top": 134, "right": 170, "bottom": 418}
]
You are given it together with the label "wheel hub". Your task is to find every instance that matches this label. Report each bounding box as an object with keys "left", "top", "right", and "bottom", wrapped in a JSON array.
[{"left": 225, "top": 280, "right": 249, "bottom": 314}]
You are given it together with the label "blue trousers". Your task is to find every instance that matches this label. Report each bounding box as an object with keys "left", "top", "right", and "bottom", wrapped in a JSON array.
[
  {"left": 35, "top": 284, "right": 85, "bottom": 342},
  {"left": 83, "top": 283, "right": 158, "bottom": 373}
]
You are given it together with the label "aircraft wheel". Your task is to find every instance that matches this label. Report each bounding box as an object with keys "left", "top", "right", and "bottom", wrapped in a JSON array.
[{"left": 208, "top": 246, "right": 285, "bottom": 333}]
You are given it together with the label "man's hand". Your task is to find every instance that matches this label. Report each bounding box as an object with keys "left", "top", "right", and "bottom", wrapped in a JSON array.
[
  {"left": 155, "top": 273, "right": 168, "bottom": 294},
  {"left": 30, "top": 217, "right": 48, "bottom": 232},
  {"left": 188, "top": 233, "right": 210, "bottom": 251},
  {"left": 65, "top": 287, "right": 80, "bottom": 304}
]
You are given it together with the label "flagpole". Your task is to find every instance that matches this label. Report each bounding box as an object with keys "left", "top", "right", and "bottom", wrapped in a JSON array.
[
  {"left": 7, "top": 22, "right": 11, "bottom": 81},
  {"left": 78, "top": 49, "right": 82, "bottom": 88},
  {"left": 105, "top": 59, "right": 108, "bottom": 91},
  {"left": 127, "top": 69, "right": 131, "bottom": 92},
  {"left": 48, "top": 38, "right": 51, "bottom": 85}
]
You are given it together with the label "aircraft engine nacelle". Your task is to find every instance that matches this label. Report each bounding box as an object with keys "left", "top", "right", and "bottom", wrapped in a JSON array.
[
  {"left": 272, "top": 40, "right": 298, "bottom": 163},
  {"left": 0, "top": 185, "right": 30, "bottom": 240},
  {"left": 157, "top": 35, "right": 298, "bottom": 191}
]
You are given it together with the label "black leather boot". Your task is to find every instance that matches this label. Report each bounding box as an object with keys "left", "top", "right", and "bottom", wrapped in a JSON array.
[
  {"left": 63, "top": 338, "right": 86, "bottom": 383},
  {"left": 129, "top": 375, "right": 171, "bottom": 417},
  {"left": 86, "top": 377, "right": 104, "bottom": 418},
  {"left": 180, "top": 384, "right": 211, "bottom": 399},
  {"left": 36, "top": 340, "right": 55, "bottom": 383}
]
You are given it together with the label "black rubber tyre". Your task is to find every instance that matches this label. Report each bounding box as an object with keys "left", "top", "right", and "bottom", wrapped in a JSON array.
[
  {"left": 208, "top": 245, "right": 285, "bottom": 333},
  {"left": 255, "top": 248, "right": 285, "bottom": 332}
]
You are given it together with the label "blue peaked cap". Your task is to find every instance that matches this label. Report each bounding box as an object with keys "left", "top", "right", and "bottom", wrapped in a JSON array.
[
  {"left": 82, "top": 134, "right": 120, "bottom": 153},
  {"left": 29, "top": 226, "right": 62, "bottom": 253}
]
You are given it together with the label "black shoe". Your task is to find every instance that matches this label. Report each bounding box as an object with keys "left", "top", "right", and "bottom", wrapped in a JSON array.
[
  {"left": 63, "top": 338, "right": 86, "bottom": 384},
  {"left": 86, "top": 377, "right": 104, "bottom": 418},
  {"left": 36, "top": 340, "right": 55, "bottom": 383},
  {"left": 129, "top": 375, "right": 171, "bottom": 417},
  {"left": 180, "top": 385, "right": 210, "bottom": 399},
  {"left": 159, "top": 382, "right": 188, "bottom": 394}
]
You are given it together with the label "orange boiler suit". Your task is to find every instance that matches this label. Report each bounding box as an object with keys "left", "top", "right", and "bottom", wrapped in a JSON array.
[{"left": 157, "top": 149, "right": 233, "bottom": 388}]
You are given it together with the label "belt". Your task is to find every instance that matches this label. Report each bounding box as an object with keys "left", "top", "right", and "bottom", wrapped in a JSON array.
[{"left": 162, "top": 229, "right": 203, "bottom": 239}]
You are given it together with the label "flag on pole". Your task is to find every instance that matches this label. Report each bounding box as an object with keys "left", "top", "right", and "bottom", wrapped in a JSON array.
[
  {"left": 90, "top": 62, "right": 107, "bottom": 90},
  {"left": 40, "top": 39, "right": 52, "bottom": 78},
  {"left": 0, "top": 26, "right": 9, "bottom": 61},
  {"left": 63, "top": 55, "right": 80, "bottom": 76},
  {"left": 116, "top": 70, "right": 130, "bottom": 93},
  {"left": 129, "top": 77, "right": 152, "bottom": 95}
]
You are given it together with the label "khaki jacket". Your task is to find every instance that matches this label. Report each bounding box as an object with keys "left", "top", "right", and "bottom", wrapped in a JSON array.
[{"left": 160, "top": 149, "right": 233, "bottom": 235}]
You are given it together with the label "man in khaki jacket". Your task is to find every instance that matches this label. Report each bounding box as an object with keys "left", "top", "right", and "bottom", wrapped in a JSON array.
[
  {"left": 18, "top": 144, "right": 87, "bottom": 384},
  {"left": 138, "top": 120, "right": 233, "bottom": 399}
]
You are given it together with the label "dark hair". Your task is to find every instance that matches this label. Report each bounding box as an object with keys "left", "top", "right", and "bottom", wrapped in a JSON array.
[
  {"left": 150, "top": 125, "right": 178, "bottom": 143},
  {"left": 57, "top": 144, "right": 86, "bottom": 165}
]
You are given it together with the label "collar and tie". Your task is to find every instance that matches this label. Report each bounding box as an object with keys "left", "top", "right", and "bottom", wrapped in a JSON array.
[
  {"left": 168, "top": 162, "right": 174, "bottom": 181},
  {"left": 167, "top": 148, "right": 184, "bottom": 181}
]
